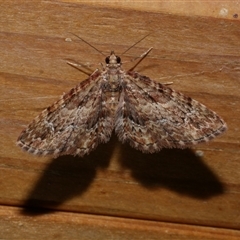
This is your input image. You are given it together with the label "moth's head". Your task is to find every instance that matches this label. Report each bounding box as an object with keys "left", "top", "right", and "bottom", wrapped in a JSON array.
[{"left": 105, "top": 51, "right": 121, "bottom": 66}]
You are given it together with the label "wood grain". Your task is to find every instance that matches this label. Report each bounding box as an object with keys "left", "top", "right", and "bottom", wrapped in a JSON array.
[
  {"left": 1, "top": 205, "right": 240, "bottom": 240},
  {"left": 0, "top": 1, "right": 240, "bottom": 239}
]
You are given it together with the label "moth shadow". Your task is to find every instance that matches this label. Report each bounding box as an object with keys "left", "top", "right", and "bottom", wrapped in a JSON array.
[
  {"left": 119, "top": 144, "right": 225, "bottom": 199},
  {"left": 21, "top": 138, "right": 116, "bottom": 216}
]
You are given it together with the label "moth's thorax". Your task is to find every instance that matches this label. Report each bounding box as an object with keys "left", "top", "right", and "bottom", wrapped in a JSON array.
[
  {"left": 103, "top": 51, "right": 123, "bottom": 92},
  {"left": 103, "top": 70, "right": 122, "bottom": 107},
  {"left": 103, "top": 51, "right": 123, "bottom": 111}
]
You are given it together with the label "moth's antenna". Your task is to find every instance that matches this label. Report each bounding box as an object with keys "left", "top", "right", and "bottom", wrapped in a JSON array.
[
  {"left": 121, "top": 33, "right": 151, "bottom": 55},
  {"left": 69, "top": 32, "right": 105, "bottom": 57}
]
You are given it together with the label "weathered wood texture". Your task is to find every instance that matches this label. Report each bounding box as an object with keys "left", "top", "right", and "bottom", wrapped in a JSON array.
[{"left": 0, "top": 1, "right": 240, "bottom": 239}]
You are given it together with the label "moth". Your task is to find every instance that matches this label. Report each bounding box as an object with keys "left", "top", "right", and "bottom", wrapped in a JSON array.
[{"left": 17, "top": 36, "right": 227, "bottom": 157}]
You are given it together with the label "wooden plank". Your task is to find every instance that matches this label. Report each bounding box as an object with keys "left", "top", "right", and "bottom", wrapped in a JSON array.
[
  {"left": 0, "top": 205, "right": 240, "bottom": 240},
  {"left": 74, "top": 0, "right": 240, "bottom": 19},
  {"left": 0, "top": 1, "right": 240, "bottom": 237}
]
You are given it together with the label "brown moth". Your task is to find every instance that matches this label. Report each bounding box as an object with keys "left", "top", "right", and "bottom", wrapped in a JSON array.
[{"left": 17, "top": 37, "right": 227, "bottom": 157}]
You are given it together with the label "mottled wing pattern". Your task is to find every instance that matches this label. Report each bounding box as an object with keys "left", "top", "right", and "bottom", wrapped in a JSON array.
[
  {"left": 17, "top": 71, "right": 114, "bottom": 157},
  {"left": 115, "top": 71, "right": 227, "bottom": 153}
]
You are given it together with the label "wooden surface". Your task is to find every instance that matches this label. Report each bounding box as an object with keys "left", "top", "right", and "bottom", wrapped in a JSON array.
[{"left": 1, "top": 1, "right": 240, "bottom": 239}]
